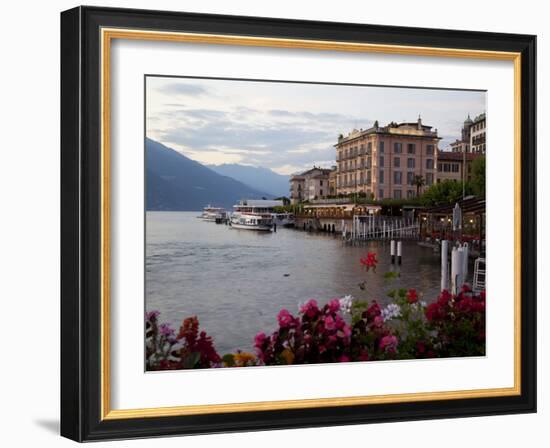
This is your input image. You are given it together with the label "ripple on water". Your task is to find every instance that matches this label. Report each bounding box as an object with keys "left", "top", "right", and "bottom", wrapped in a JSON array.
[{"left": 146, "top": 211, "right": 450, "bottom": 354}]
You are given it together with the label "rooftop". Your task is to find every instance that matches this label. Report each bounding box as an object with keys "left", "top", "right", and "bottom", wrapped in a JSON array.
[
  {"left": 438, "top": 150, "right": 483, "bottom": 161},
  {"left": 236, "top": 199, "right": 284, "bottom": 208},
  {"left": 337, "top": 118, "right": 440, "bottom": 145}
]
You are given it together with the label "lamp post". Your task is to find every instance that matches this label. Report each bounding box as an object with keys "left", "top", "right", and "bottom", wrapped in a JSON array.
[{"left": 462, "top": 147, "right": 466, "bottom": 199}]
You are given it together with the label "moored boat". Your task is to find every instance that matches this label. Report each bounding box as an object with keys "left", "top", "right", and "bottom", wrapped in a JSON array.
[
  {"left": 199, "top": 206, "right": 227, "bottom": 222},
  {"left": 229, "top": 199, "right": 283, "bottom": 231}
]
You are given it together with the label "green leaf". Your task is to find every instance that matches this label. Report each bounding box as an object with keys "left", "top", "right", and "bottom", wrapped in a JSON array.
[
  {"left": 222, "top": 353, "right": 235, "bottom": 367},
  {"left": 182, "top": 351, "right": 201, "bottom": 369}
]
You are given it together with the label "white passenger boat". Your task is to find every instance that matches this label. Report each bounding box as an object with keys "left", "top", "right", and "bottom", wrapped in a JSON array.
[
  {"left": 199, "top": 206, "right": 227, "bottom": 222},
  {"left": 230, "top": 199, "right": 283, "bottom": 231}
]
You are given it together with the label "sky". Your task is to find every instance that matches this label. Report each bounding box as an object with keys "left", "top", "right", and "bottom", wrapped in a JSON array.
[{"left": 146, "top": 76, "right": 486, "bottom": 175}]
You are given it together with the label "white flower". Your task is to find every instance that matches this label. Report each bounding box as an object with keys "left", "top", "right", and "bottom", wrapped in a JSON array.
[
  {"left": 339, "top": 295, "right": 354, "bottom": 314},
  {"left": 381, "top": 303, "right": 402, "bottom": 322}
]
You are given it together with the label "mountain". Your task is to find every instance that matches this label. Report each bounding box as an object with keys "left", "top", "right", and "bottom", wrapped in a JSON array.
[
  {"left": 208, "top": 163, "right": 290, "bottom": 198},
  {"left": 146, "top": 138, "right": 272, "bottom": 211}
]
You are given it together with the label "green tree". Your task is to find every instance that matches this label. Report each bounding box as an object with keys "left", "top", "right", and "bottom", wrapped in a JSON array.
[
  {"left": 411, "top": 175, "right": 425, "bottom": 197},
  {"left": 421, "top": 180, "right": 473, "bottom": 206},
  {"left": 470, "top": 156, "right": 486, "bottom": 197}
]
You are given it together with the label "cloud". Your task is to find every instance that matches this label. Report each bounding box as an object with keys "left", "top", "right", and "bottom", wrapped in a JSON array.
[
  {"left": 148, "top": 106, "right": 358, "bottom": 170},
  {"left": 156, "top": 82, "right": 208, "bottom": 97},
  {"left": 146, "top": 77, "right": 486, "bottom": 171}
]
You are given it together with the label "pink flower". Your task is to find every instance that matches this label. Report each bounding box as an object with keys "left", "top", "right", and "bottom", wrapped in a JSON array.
[
  {"left": 254, "top": 332, "right": 267, "bottom": 348},
  {"left": 300, "top": 299, "right": 319, "bottom": 318},
  {"left": 342, "top": 324, "right": 352, "bottom": 338},
  {"left": 338, "top": 355, "right": 351, "bottom": 363},
  {"left": 379, "top": 335, "right": 398, "bottom": 354},
  {"left": 159, "top": 323, "right": 174, "bottom": 337},
  {"left": 327, "top": 299, "right": 340, "bottom": 313},
  {"left": 366, "top": 301, "right": 381, "bottom": 320},
  {"left": 373, "top": 315, "right": 384, "bottom": 328},
  {"left": 145, "top": 310, "right": 160, "bottom": 321},
  {"left": 277, "top": 309, "right": 294, "bottom": 328},
  {"left": 324, "top": 315, "right": 336, "bottom": 331}
]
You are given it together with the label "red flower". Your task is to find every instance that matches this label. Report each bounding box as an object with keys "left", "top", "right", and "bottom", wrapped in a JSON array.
[
  {"left": 437, "top": 289, "right": 452, "bottom": 305},
  {"left": 360, "top": 252, "right": 378, "bottom": 272},
  {"left": 425, "top": 302, "right": 446, "bottom": 322},
  {"left": 406, "top": 288, "right": 418, "bottom": 304}
]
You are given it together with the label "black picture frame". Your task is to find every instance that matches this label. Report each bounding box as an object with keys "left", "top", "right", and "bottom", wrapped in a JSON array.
[{"left": 61, "top": 5, "right": 536, "bottom": 442}]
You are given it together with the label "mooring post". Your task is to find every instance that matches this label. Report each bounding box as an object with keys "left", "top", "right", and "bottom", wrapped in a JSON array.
[
  {"left": 462, "top": 242, "right": 469, "bottom": 281},
  {"left": 390, "top": 239, "right": 396, "bottom": 264},
  {"left": 451, "top": 246, "right": 465, "bottom": 294},
  {"left": 397, "top": 240, "right": 402, "bottom": 265},
  {"left": 441, "top": 240, "right": 449, "bottom": 291}
]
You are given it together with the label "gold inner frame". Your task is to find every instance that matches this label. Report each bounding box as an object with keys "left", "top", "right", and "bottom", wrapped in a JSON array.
[{"left": 100, "top": 28, "right": 522, "bottom": 420}]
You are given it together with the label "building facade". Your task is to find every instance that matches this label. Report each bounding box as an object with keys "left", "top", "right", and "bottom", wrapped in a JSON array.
[
  {"left": 335, "top": 118, "right": 440, "bottom": 200},
  {"left": 289, "top": 166, "right": 334, "bottom": 204},
  {"left": 470, "top": 113, "right": 486, "bottom": 154},
  {"left": 437, "top": 150, "right": 480, "bottom": 183},
  {"left": 450, "top": 113, "right": 486, "bottom": 154}
]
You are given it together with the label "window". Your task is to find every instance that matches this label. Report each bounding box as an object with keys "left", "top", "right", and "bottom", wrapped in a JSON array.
[
  {"left": 379, "top": 189, "right": 384, "bottom": 199},
  {"left": 427, "top": 144, "right": 435, "bottom": 155},
  {"left": 407, "top": 190, "right": 415, "bottom": 198},
  {"left": 393, "top": 189, "right": 402, "bottom": 199},
  {"left": 394, "top": 171, "right": 402, "bottom": 185},
  {"left": 379, "top": 156, "right": 384, "bottom": 167},
  {"left": 408, "top": 143, "right": 416, "bottom": 154},
  {"left": 394, "top": 157, "right": 400, "bottom": 168},
  {"left": 320, "top": 189, "right": 323, "bottom": 196},
  {"left": 394, "top": 142, "right": 402, "bottom": 153},
  {"left": 407, "top": 171, "right": 414, "bottom": 185},
  {"left": 407, "top": 158, "right": 415, "bottom": 169},
  {"left": 320, "top": 180, "right": 323, "bottom": 186},
  {"left": 366, "top": 171, "right": 371, "bottom": 184},
  {"left": 367, "top": 142, "right": 372, "bottom": 153},
  {"left": 426, "top": 158, "right": 434, "bottom": 170},
  {"left": 426, "top": 173, "right": 434, "bottom": 186},
  {"left": 367, "top": 156, "right": 372, "bottom": 169},
  {"left": 379, "top": 169, "right": 385, "bottom": 184},
  {"left": 379, "top": 141, "right": 385, "bottom": 153},
  {"left": 452, "top": 164, "right": 459, "bottom": 173}
]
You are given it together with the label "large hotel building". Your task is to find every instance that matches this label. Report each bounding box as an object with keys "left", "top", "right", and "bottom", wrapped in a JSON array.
[{"left": 335, "top": 118, "right": 441, "bottom": 200}]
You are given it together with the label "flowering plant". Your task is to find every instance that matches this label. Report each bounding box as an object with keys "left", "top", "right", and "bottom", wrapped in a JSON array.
[
  {"left": 145, "top": 250, "right": 486, "bottom": 369},
  {"left": 145, "top": 312, "right": 221, "bottom": 370},
  {"left": 424, "top": 286, "right": 486, "bottom": 357},
  {"left": 253, "top": 299, "right": 354, "bottom": 365}
]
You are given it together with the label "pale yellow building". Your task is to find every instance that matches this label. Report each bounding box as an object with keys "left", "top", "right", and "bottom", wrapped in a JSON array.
[{"left": 289, "top": 166, "right": 334, "bottom": 204}]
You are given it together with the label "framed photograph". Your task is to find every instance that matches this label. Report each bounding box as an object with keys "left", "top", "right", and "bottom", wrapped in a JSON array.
[{"left": 60, "top": 6, "right": 536, "bottom": 441}]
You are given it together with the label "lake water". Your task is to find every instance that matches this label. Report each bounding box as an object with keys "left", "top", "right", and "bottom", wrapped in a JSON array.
[{"left": 146, "top": 211, "right": 443, "bottom": 354}]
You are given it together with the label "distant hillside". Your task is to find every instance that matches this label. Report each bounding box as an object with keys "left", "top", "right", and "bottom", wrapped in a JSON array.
[
  {"left": 146, "top": 138, "right": 272, "bottom": 211},
  {"left": 208, "top": 163, "right": 290, "bottom": 198}
]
